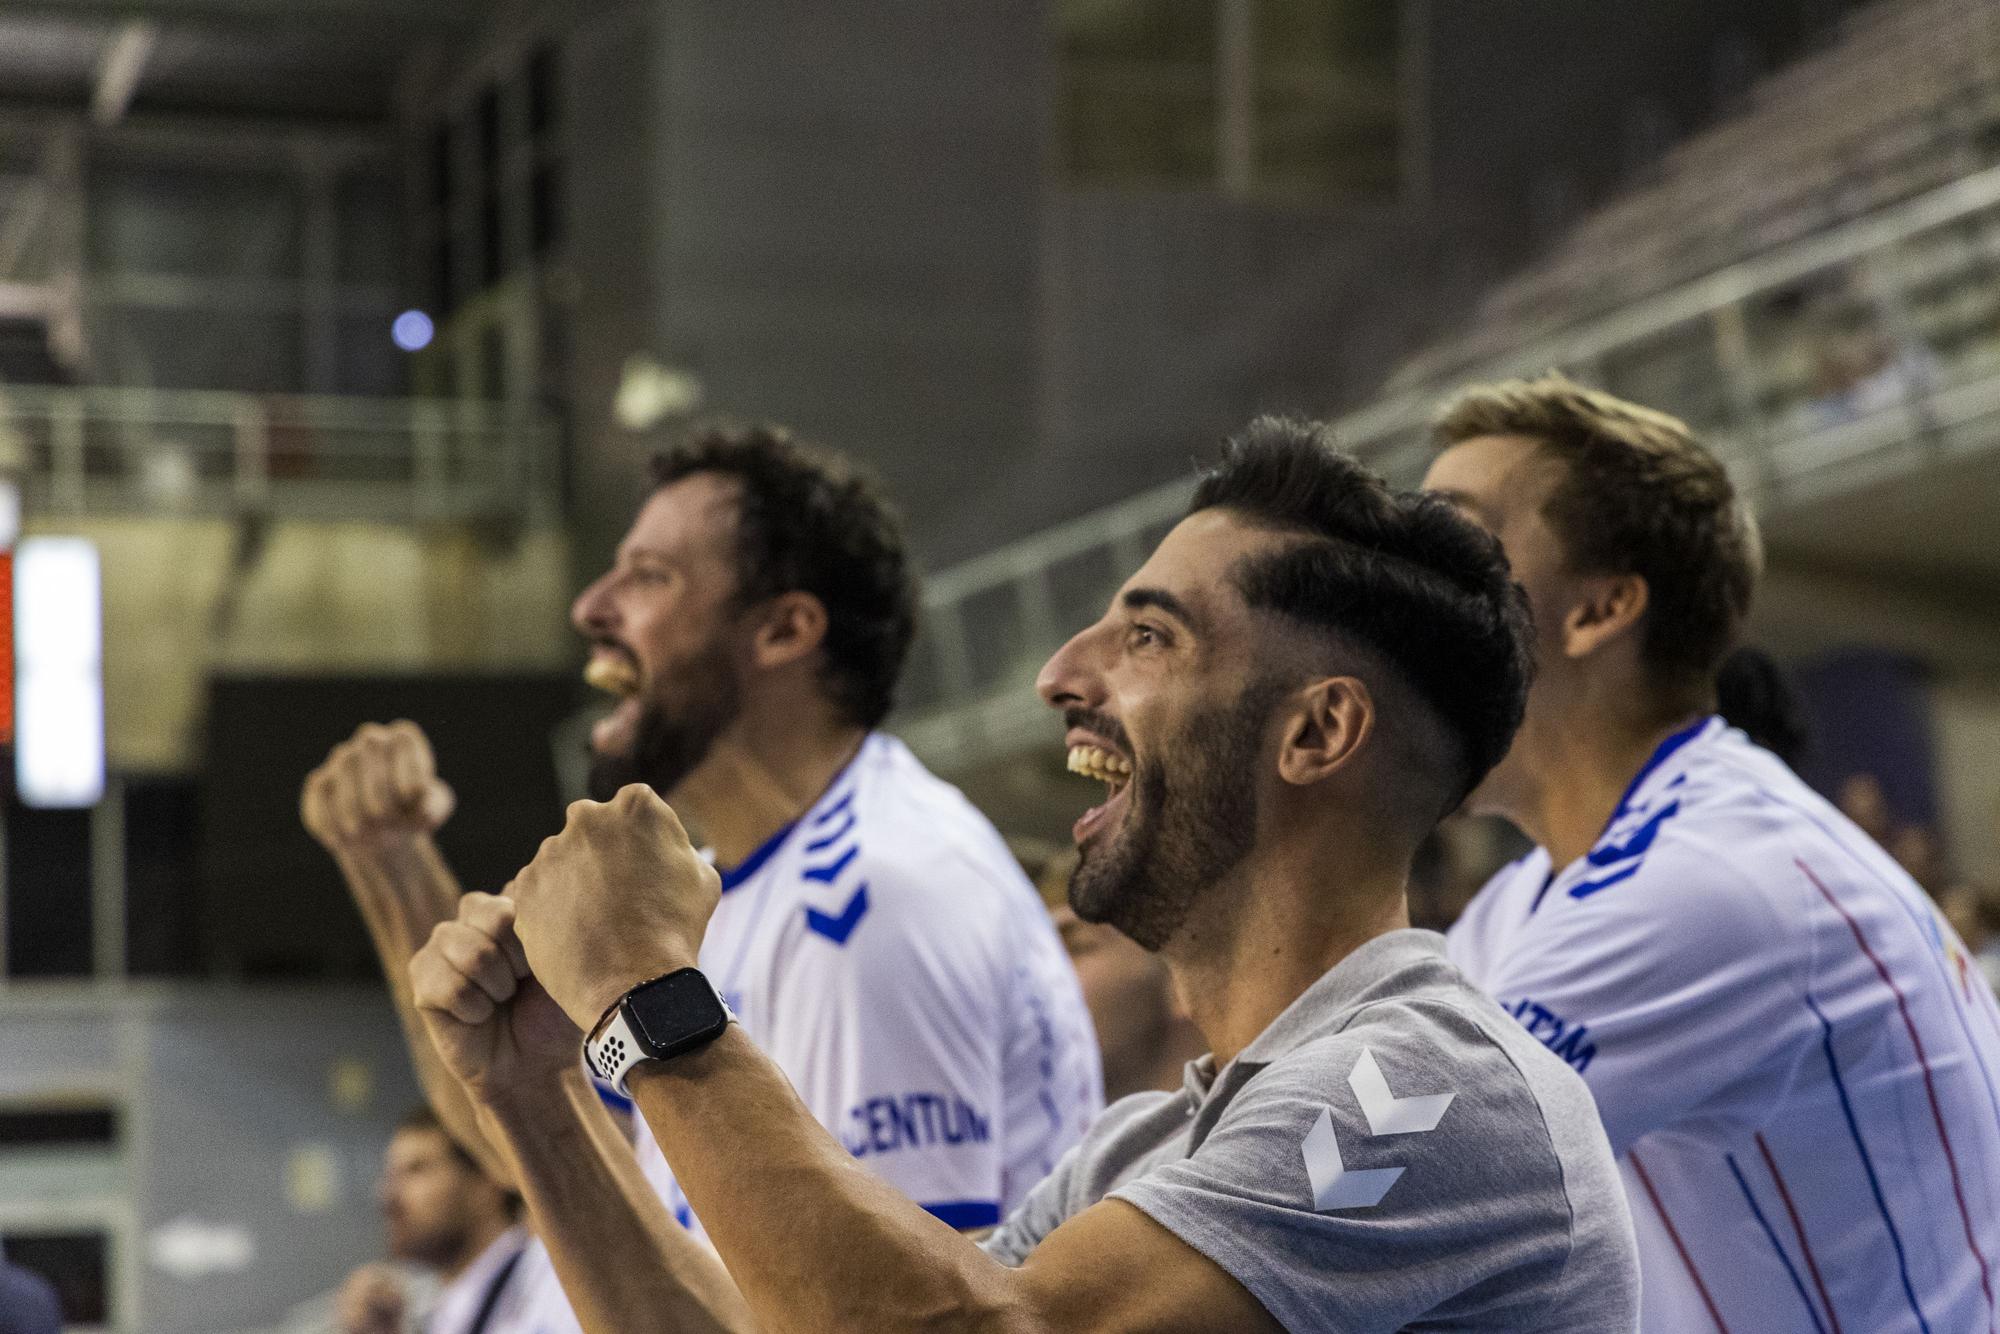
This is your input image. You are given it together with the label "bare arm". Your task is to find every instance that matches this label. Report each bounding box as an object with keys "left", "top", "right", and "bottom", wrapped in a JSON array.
[
  {"left": 409, "top": 891, "right": 755, "bottom": 1334},
  {"left": 477, "top": 1062, "right": 756, "bottom": 1334},
  {"left": 628, "top": 1027, "right": 1275, "bottom": 1334},
  {"left": 303, "top": 721, "right": 506, "bottom": 1179}
]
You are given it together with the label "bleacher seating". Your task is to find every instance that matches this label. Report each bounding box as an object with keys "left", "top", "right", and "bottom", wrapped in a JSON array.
[{"left": 1394, "top": 0, "right": 2000, "bottom": 391}]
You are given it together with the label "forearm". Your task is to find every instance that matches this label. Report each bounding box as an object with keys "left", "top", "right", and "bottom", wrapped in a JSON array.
[
  {"left": 630, "top": 1027, "right": 1027, "bottom": 1334},
  {"left": 333, "top": 840, "right": 498, "bottom": 1175},
  {"left": 482, "top": 1067, "right": 756, "bottom": 1334}
]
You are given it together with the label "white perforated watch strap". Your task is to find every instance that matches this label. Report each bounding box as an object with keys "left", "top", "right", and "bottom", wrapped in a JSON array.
[
  {"left": 584, "top": 993, "right": 738, "bottom": 1098},
  {"left": 584, "top": 1007, "right": 647, "bottom": 1097}
]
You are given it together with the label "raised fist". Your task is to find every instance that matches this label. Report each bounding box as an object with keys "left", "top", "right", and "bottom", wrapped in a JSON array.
[
  {"left": 511, "top": 784, "right": 722, "bottom": 1030},
  {"left": 410, "top": 892, "right": 582, "bottom": 1101},
  {"left": 303, "top": 720, "right": 456, "bottom": 854}
]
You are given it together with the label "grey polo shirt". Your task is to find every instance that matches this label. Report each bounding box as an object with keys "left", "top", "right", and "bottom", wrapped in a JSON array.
[{"left": 982, "top": 929, "right": 1638, "bottom": 1332}]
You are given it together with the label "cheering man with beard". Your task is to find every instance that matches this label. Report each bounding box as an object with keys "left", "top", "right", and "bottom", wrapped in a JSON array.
[
  {"left": 304, "top": 425, "right": 1100, "bottom": 1331},
  {"left": 409, "top": 419, "right": 1641, "bottom": 1332}
]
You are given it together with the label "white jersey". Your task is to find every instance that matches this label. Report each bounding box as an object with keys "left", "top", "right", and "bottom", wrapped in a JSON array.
[
  {"left": 420, "top": 1226, "right": 546, "bottom": 1334},
  {"left": 1449, "top": 717, "right": 2000, "bottom": 1334},
  {"left": 514, "top": 734, "right": 1102, "bottom": 1331},
  {"left": 628, "top": 732, "right": 1102, "bottom": 1236}
]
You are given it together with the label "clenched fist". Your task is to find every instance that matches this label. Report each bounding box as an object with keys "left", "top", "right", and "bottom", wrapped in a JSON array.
[
  {"left": 410, "top": 892, "right": 581, "bottom": 1102},
  {"left": 510, "top": 784, "right": 722, "bottom": 1032},
  {"left": 302, "top": 720, "right": 456, "bottom": 854},
  {"left": 335, "top": 1263, "right": 407, "bottom": 1334}
]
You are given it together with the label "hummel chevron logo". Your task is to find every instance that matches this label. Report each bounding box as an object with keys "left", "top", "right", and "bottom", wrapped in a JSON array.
[
  {"left": 1302, "top": 1047, "right": 1457, "bottom": 1211},
  {"left": 1349, "top": 1047, "right": 1455, "bottom": 1135},
  {"left": 804, "top": 884, "right": 870, "bottom": 944}
]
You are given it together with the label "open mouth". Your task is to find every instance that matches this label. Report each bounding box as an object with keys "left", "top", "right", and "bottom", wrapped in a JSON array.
[
  {"left": 1067, "top": 741, "right": 1133, "bottom": 846},
  {"left": 585, "top": 646, "right": 644, "bottom": 752}
]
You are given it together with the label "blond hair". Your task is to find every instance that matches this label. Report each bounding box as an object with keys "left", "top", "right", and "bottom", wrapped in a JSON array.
[{"left": 1434, "top": 373, "right": 1761, "bottom": 689}]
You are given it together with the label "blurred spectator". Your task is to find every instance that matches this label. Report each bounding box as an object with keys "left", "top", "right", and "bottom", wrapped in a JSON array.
[
  {"left": 1836, "top": 771, "right": 1897, "bottom": 845},
  {"left": 1887, "top": 823, "right": 1947, "bottom": 895},
  {"left": 1714, "top": 645, "right": 1811, "bottom": 769},
  {"left": 1037, "top": 850, "right": 1204, "bottom": 1101},
  {"left": 0, "top": 1249, "right": 60, "bottom": 1334},
  {"left": 1409, "top": 816, "right": 1531, "bottom": 933},
  {"left": 1797, "top": 298, "right": 1940, "bottom": 431},
  {"left": 336, "top": 1106, "right": 528, "bottom": 1334},
  {"left": 1939, "top": 882, "right": 2000, "bottom": 993}
]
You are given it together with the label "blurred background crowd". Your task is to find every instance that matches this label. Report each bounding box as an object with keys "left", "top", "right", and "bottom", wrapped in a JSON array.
[{"left": 1, "top": 0, "right": 1999, "bottom": 1327}]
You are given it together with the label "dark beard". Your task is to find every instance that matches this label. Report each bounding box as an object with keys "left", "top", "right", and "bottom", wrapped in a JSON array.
[
  {"left": 1069, "top": 678, "right": 1278, "bottom": 952},
  {"left": 588, "top": 646, "right": 742, "bottom": 801}
]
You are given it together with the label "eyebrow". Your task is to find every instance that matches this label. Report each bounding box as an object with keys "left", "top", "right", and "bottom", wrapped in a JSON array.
[{"left": 1121, "top": 586, "right": 1204, "bottom": 635}]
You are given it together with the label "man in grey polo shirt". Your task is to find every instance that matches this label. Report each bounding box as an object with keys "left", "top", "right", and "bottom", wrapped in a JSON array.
[{"left": 410, "top": 419, "right": 1640, "bottom": 1331}]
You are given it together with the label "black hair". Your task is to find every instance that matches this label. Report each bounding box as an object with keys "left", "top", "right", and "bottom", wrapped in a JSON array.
[
  {"left": 651, "top": 424, "right": 917, "bottom": 728},
  {"left": 1715, "top": 645, "right": 1811, "bottom": 769},
  {"left": 1189, "top": 417, "right": 1534, "bottom": 808}
]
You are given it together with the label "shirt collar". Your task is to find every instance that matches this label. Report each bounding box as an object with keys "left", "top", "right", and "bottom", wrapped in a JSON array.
[
  {"left": 1233, "top": 928, "right": 1448, "bottom": 1067},
  {"left": 1603, "top": 714, "right": 1718, "bottom": 832},
  {"left": 715, "top": 734, "right": 877, "bottom": 893}
]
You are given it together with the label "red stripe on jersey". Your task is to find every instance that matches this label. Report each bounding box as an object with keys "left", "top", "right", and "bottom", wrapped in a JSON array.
[
  {"left": 1798, "top": 858, "right": 1998, "bottom": 1333},
  {"left": 1756, "top": 1133, "right": 1843, "bottom": 1334},
  {"left": 1630, "top": 1150, "right": 1732, "bottom": 1334}
]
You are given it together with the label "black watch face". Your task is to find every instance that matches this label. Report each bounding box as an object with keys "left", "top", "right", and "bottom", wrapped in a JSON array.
[{"left": 625, "top": 968, "right": 730, "bottom": 1057}]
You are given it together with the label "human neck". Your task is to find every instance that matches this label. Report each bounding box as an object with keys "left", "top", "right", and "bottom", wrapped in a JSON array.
[
  {"left": 438, "top": 1214, "right": 515, "bottom": 1285},
  {"left": 671, "top": 708, "right": 869, "bottom": 869},
  {"left": 1501, "top": 683, "right": 1707, "bottom": 870},
  {"left": 1165, "top": 839, "right": 1411, "bottom": 1070}
]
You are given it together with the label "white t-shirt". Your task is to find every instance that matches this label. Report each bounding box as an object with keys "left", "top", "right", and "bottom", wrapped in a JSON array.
[
  {"left": 421, "top": 1226, "right": 538, "bottom": 1334},
  {"left": 630, "top": 732, "right": 1104, "bottom": 1236},
  {"left": 1450, "top": 717, "right": 2000, "bottom": 1333},
  {"left": 516, "top": 735, "right": 1101, "bottom": 1331}
]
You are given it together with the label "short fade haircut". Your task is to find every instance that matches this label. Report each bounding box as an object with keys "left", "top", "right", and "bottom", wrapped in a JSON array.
[
  {"left": 1433, "top": 373, "right": 1761, "bottom": 690},
  {"left": 1190, "top": 417, "right": 1534, "bottom": 808},
  {"left": 651, "top": 424, "right": 918, "bottom": 728}
]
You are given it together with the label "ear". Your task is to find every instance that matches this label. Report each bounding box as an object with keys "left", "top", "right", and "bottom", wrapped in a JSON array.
[
  {"left": 1276, "top": 676, "right": 1373, "bottom": 788},
  {"left": 1560, "top": 572, "right": 1648, "bottom": 661},
  {"left": 748, "top": 591, "right": 829, "bottom": 670}
]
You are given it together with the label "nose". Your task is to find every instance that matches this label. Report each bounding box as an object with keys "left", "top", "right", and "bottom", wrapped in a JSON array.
[
  {"left": 1037, "top": 623, "right": 1104, "bottom": 713},
  {"left": 571, "top": 568, "right": 616, "bottom": 637}
]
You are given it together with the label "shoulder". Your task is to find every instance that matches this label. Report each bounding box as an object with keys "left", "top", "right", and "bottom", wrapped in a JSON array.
[{"left": 819, "top": 739, "right": 1041, "bottom": 936}]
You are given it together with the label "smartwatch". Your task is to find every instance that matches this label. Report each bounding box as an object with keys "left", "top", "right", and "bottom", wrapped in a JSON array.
[{"left": 585, "top": 967, "right": 735, "bottom": 1096}]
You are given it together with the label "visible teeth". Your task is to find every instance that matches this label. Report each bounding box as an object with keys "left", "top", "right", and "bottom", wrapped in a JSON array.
[
  {"left": 1066, "top": 745, "right": 1132, "bottom": 785},
  {"left": 584, "top": 656, "right": 641, "bottom": 697}
]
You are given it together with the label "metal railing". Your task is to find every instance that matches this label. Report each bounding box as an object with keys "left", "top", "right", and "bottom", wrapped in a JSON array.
[
  {"left": 0, "top": 385, "right": 560, "bottom": 523},
  {"left": 898, "top": 158, "right": 2000, "bottom": 771}
]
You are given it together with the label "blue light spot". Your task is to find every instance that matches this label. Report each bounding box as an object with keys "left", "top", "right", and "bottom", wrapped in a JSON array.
[{"left": 392, "top": 309, "right": 434, "bottom": 352}]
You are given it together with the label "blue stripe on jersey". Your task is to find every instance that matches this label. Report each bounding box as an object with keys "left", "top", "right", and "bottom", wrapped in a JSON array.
[
  {"left": 802, "top": 843, "right": 861, "bottom": 884},
  {"left": 1567, "top": 862, "right": 1643, "bottom": 900},
  {"left": 922, "top": 1199, "right": 1002, "bottom": 1230},
  {"left": 804, "top": 884, "right": 870, "bottom": 944},
  {"left": 1605, "top": 715, "right": 1712, "bottom": 826},
  {"left": 805, "top": 810, "right": 857, "bottom": 852},
  {"left": 718, "top": 819, "right": 798, "bottom": 893},
  {"left": 1749, "top": 784, "right": 2000, "bottom": 1136},
  {"left": 1725, "top": 1152, "right": 1829, "bottom": 1334},
  {"left": 811, "top": 787, "right": 856, "bottom": 827},
  {"left": 1585, "top": 799, "right": 1682, "bottom": 867},
  {"left": 1807, "top": 991, "right": 1932, "bottom": 1334}
]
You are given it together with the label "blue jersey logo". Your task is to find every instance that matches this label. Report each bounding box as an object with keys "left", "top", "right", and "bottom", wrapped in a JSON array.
[{"left": 842, "top": 1092, "right": 991, "bottom": 1158}]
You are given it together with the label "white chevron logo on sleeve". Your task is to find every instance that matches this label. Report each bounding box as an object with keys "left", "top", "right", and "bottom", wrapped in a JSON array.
[
  {"left": 1348, "top": 1046, "right": 1455, "bottom": 1134},
  {"left": 1301, "top": 1046, "right": 1457, "bottom": 1211}
]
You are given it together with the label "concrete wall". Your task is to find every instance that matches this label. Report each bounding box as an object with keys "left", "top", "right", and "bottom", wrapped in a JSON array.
[
  {"left": 646, "top": 0, "right": 1046, "bottom": 568},
  {"left": 0, "top": 985, "right": 420, "bottom": 1334}
]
